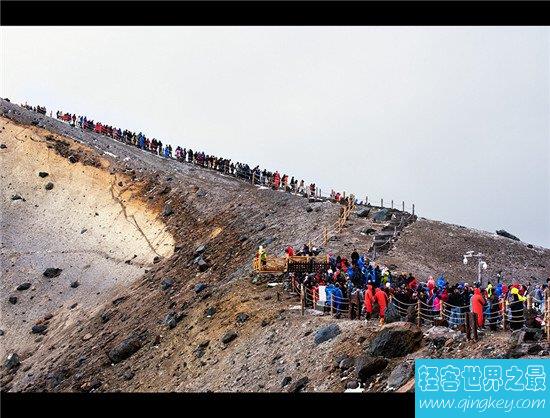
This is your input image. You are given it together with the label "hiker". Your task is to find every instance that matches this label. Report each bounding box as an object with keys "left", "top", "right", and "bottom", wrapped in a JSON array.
[
  {"left": 363, "top": 283, "right": 375, "bottom": 319},
  {"left": 374, "top": 286, "right": 388, "bottom": 325},
  {"left": 285, "top": 246, "right": 295, "bottom": 257},
  {"left": 257, "top": 246, "right": 267, "bottom": 270},
  {"left": 273, "top": 171, "right": 280, "bottom": 190},
  {"left": 471, "top": 287, "right": 486, "bottom": 328},
  {"left": 509, "top": 287, "right": 525, "bottom": 330}
]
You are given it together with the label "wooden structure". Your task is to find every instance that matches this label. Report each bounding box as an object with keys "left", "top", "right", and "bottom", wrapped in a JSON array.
[{"left": 253, "top": 255, "right": 329, "bottom": 274}]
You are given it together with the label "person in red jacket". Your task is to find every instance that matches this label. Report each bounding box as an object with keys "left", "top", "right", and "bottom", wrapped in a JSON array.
[
  {"left": 273, "top": 171, "right": 280, "bottom": 190},
  {"left": 374, "top": 286, "right": 388, "bottom": 325},
  {"left": 471, "top": 287, "right": 486, "bottom": 328},
  {"left": 285, "top": 246, "right": 295, "bottom": 257},
  {"left": 363, "top": 283, "right": 375, "bottom": 319}
]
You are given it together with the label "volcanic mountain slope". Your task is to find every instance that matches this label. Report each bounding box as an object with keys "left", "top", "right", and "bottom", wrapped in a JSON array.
[{"left": 0, "top": 99, "right": 549, "bottom": 393}]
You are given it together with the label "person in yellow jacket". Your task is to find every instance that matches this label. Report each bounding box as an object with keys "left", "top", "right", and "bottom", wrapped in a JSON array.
[{"left": 258, "top": 245, "right": 267, "bottom": 270}]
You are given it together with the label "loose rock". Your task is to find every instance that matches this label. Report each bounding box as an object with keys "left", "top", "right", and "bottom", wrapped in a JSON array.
[
  {"left": 288, "top": 376, "right": 309, "bottom": 392},
  {"left": 221, "top": 330, "right": 238, "bottom": 345},
  {"left": 43, "top": 268, "right": 62, "bottom": 278},
  {"left": 108, "top": 336, "right": 142, "bottom": 363},
  {"left": 369, "top": 322, "right": 422, "bottom": 357},
  {"left": 161, "top": 277, "right": 175, "bottom": 290},
  {"left": 5, "top": 353, "right": 21, "bottom": 371},
  {"left": 32, "top": 324, "right": 48, "bottom": 334},
  {"left": 314, "top": 324, "right": 341, "bottom": 345},
  {"left": 355, "top": 356, "right": 388, "bottom": 383}
]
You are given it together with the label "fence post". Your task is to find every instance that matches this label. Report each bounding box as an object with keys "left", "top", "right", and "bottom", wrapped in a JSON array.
[
  {"left": 412, "top": 204, "right": 415, "bottom": 216},
  {"left": 417, "top": 299, "right": 421, "bottom": 327},
  {"left": 526, "top": 295, "right": 532, "bottom": 311},
  {"left": 323, "top": 227, "right": 328, "bottom": 246},
  {"left": 277, "top": 291, "right": 280, "bottom": 302},
  {"left": 502, "top": 299, "right": 507, "bottom": 330},
  {"left": 331, "top": 298, "right": 335, "bottom": 316},
  {"left": 391, "top": 200, "right": 394, "bottom": 209},
  {"left": 440, "top": 301, "right": 445, "bottom": 320},
  {"left": 365, "top": 196, "right": 368, "bottom": 205},
  {"left": 465, "top": 311, "right": 471, "bottom": 340},
  {"left": 545, "top": 288, "right": 550, "bottom": 344},
  {"left": 471, "top": 313, "right": 478, "bottom": 342},
  {"left": 300, "top": 284, "right": 305, "bottom": 316},
  {"left": 381, "top": 198, "right": 384, "bottom": 208},
  {"left": 402, "top": 201, "right": 405, "bottom": 212}
]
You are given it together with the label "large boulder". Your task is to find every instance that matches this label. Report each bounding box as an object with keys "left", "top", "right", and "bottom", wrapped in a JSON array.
[
  {"left": 384, "top": 303, "right": 401, "bottom": 324},
  {"left": 373, "top": 209, "right": 391, "bottom": 222},
  {"left": 387, "top": 361, "right": 414, "bottom": 389},
  {"left": 496, "top": 229, "right": 520, "bottom": 241},
  {"left": 356, "top": 208, "right": 371, "bottom": 218},
  {"left": 355, "top": 356, "right": 388, "bottom": 383},
  {"left": 314, "top": 324, "right": 341, "bottom": 345},
  {"left": 108, "top": 336, "right": 142, "bottom": 363},
  {"left": 369, "top": 322, "right": 423, "bottom": 358}
]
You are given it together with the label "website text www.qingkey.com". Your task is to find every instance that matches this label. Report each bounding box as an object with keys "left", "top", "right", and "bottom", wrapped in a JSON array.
[{"left": 418, "top": 396, "right": 546, "bottom": 414}]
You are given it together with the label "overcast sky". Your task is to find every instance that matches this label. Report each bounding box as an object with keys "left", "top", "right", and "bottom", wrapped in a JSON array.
[{"left": 2, "top": 27, "right": 549, "bottom": 247}]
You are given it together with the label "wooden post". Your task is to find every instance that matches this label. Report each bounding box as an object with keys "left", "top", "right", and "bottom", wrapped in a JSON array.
[
  {"left": 300, "top": 284, "right": 305, "bottom": 316},
  {"left": 365, "top": 196, "right": 368, "bottom": 205},
  {"left": 331, "top": 298, "right": 335, "bottom": 316},
  {"left": 465, "top": 311, "right": 471, "bottom": 340},
  {"left": 402, "top": 201, "right": 405, "bottom": 212},
  {"left": 417, "top": 299, "right": 421, "bottom": 327},
  {"left": 412, "top": 204, "right": 415, "bottom": 216},
  {"left": 502, "top": 299, "right": 507, "bottom": 330},
  {"left": 381, "top": 198, "right": 384, "bottom": 208},
  {"left": 440, "top": 301, "right": 445, "bottom": 320},
  {"left": 545, "top": 288, "right": 550, "bottom": 344},
  {"left": 527, "top": 295, "right": 532, "bottom": 311},
  {"left": 471, "top": 313, "right": 478, "bottom": 342},
  {"left": 323, "top": 227, "right": 328, "bottom": 246},
  {"left": 391, "top": 200, "right": 394, "bottom": 209},
  {"left": 343, "top": 191, "right": 346, "bottom": 199}
]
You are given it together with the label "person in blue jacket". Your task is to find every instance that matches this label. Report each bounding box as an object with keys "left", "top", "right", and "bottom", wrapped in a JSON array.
[
  {"left": 138, "top": 132, "right": 145, "bottom": 150},
  {"left": 325, "top": 282, "right": 335, "bottom": 312},
  {"left": 332, "top": 283, "right": 344, "bottom": 314}
]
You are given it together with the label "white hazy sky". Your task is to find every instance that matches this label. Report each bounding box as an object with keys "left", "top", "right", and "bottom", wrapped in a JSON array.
[{"left": 2, "top": 27, "right": 549, "bottom": 247}]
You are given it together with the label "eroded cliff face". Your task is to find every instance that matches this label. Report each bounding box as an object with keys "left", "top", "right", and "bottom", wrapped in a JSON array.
[
  {"left": 0, "top": 117, "right": 175, "bottom": 360},
  {"left": 1, "top": 101, "right": 548, "bottom": 393}
]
